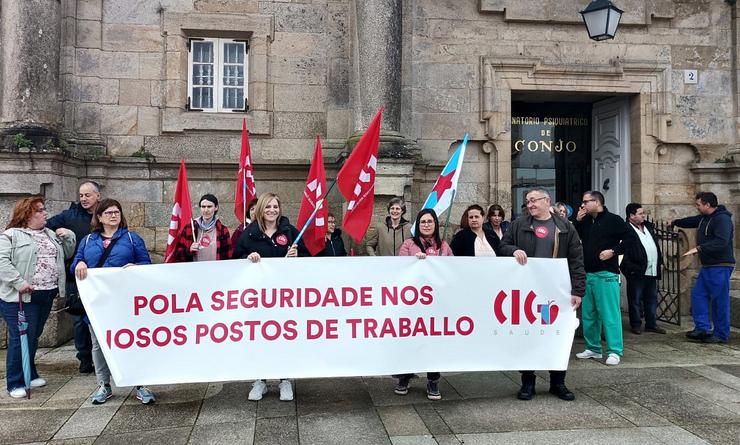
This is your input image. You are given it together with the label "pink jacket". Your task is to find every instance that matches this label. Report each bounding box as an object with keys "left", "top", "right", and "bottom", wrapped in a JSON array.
[{"left": 398, "top": 238, "right": 454, "bottom": 257}]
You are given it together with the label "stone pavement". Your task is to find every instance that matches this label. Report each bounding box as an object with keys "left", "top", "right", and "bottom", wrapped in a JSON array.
[{"left": 2, "top": 317, "right": 740, "bottom": 445}]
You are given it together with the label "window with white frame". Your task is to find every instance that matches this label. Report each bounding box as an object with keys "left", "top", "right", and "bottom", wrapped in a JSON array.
[{"left": 187, "top": 38, "right": 248, "bottom": 112}]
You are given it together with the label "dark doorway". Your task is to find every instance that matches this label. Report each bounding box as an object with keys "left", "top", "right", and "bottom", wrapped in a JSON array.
[{"left": 511, "top": 102, "right": 592, "bottom": 220}]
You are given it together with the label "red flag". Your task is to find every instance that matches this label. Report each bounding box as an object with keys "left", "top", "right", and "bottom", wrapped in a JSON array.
[
  {"left": 336, "top": 108, "right": 383, "bottom": 242},
  {"left": 165, "top": 160, "right": 193, "bottom": 263},
  {"left": 234, "top": 118, "right": 257, "bottom": 224},
  {"left": 296, "top": 136, "right": 328, "bottom": 255}
]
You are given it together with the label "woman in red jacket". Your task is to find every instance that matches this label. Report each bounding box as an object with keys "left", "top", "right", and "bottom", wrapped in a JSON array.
[{"left": 172, "top": 194, "right": 231, "bottom": 262}]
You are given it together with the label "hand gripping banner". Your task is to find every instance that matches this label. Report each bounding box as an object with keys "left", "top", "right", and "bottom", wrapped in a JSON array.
[{"left": 77, "top": 257, "right": 579, "bottom": 386}]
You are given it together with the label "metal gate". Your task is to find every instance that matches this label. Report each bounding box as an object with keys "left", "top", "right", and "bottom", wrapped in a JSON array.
[{"left": 653, "top": 220, "right": 681, "bottom": 325}]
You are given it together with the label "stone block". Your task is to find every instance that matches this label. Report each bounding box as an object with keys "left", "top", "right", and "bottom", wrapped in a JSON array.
[
  {"left": 145, "top": 201, "right": 176, "bottom": 227},
  {"left": 166, "top": 51, "right": 187, "bottom": 80},
  {"left": 74, "top": 103, "right": 101, "bottom": 134},
  {"left": 273, "top": 112, "right": 326, "bottom": 139},
  {"left": 102, "top": 0, "right": 161, "bottom": 25},
  {"left": 146, "top": 135, "right": 232, "bottom": 160},
  {"left": 119, "top": 80, "right": 152, "bottom": 106},
  {"left": 271, "top": 32, "right": 326, "bottom": 58},
  {"left": 165, "top": 80, "right": 187, "bottom": 107},
  {"left": 77, "top": 0, "right": 102, "bottom": 20},
  {"left": 39, "top": 308, "right": 74, "bottom": 348},
  {"left": 122, "top": 201, "right": 146, "bottom": 226},
  {"left": 413, "top": 88, "right": 470, "bottom": 114},
  {"left": 671, "top": 45, "right": 731, "bottom": 70},
  {"left": 139, "top": 53, "right": 164, "bottom": 80},
  {"left": 103, "top": 24, "right": 162, "bottom": 52},
  {"left": 76, "top": 19, "right": 101, "bottom": 49},
  {"left": 106, "top": 179, "right": 162, "bottom": 203},
  {"left": 269, "top": 2, "right": 326, "bottom": 33},
  {"left": 274, "top": 85, "right": 327, "bottom": 112},
  {"left": 106, "top": 136, "right": 144, "bottom": 156},
  {"left": 194, "top": 0, "right": 259, "bottom": 13},
  {"left": 137, "top": 107, "right": 160, "bottom": 136},
  {"left": 412, "top": 63, "right": 476, "bottom": 89},
  {"left": 328, "top": 58, "right": 349, "bottom": 107},
  {"left": 327, "top": 109, "right": 349, "bottom": 139},
  {"left": 100, "top": 105, "right": 138, "bottom": 135},
  {"left": 420, "top": 113, "right": 486, "bottom": 140},
  {"left": 151, "top": 80, "right": 163, "bottom": 107},
  {"left": 270, "top": 56, "right": 326, "bottom": 85}
]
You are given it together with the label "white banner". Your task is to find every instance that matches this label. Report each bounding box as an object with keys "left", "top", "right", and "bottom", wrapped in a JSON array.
[{"left": 78, "top": 257, "right": 578, "bottom": 386}]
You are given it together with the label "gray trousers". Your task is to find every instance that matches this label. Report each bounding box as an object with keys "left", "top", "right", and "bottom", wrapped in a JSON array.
[{"left": 89, "top": 325, "right": 111, "bottom": 386}]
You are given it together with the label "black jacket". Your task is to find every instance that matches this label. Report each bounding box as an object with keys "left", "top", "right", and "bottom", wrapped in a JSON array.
[
  {"left": 46, "top": 202, "right": 93, "bottom": 282},
  {"left": 233, "top": 216, "right": 308, "bottom": 259},
  {"left": 673, "top": 205, "right": 735, "bottom": 266},
  {"left": 619, "top": 221, "right": 663, "bottom": 280},
  {"left": 450, "top": 227, "right": 500, "bottom": 257},
  {"left": 317, "top": 229, "right": 347, "bottom": 257},
  {"left": 499, "top": 213, "right": 586, "bottom": 297},
  {"left": 573, "top": 207, "right": 630, "bottom": 274}
]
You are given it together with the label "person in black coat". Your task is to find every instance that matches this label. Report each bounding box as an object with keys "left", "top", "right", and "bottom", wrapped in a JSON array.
[
  {"left": 233, "top": 192, "right": 306, "bottom": 402},
  {"left": 317, "top": 213, "right": 347, "bottom": 257},
  {"left": 450, "top": 204, "right": 500, "bottom": 256},
  {"left": 620, "top": 203, "right": 665, "bottom": 335}
]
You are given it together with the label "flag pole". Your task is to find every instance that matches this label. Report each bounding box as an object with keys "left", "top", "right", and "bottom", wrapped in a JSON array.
[
  {"left": 242, "top": 169, "right": 248, "bottom": 230},
  {"left": 442, "top": 188, "right": 457, "bottom": 242}
]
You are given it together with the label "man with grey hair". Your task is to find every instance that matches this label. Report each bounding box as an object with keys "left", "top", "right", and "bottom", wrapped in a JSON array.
[
  {"left": 500, "top": 187, "right": 585, "bottom": 401},
  {"left": 47, "top": 180, "right": 101, "bottom": 374}
]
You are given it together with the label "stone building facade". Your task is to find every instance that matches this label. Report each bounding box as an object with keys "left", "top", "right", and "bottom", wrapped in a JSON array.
[{"left": 1, "top": 0, "right": 739, "bottom": 345}]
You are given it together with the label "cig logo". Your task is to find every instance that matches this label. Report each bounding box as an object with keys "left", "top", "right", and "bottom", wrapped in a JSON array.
[{"left": 493, "top": 290, "right": 559, "bottom": 325}]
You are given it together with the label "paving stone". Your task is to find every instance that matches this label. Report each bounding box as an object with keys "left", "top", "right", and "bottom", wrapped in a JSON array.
[
  {"left": 364, "top": 376, "right": 460, "bottom": 407},
  {"left": 614, "top": 380, "right": 740, "bottom": 425},
  {"left": 377, "top": 405, "right": 430, "bottom": 436},
  {"left": 298, "top": 409, "right": 390, "bottom": 445},
  {"left": 121, "top": 383, "right": 208, "bottom": 405},
  {"left": 255, "top": 384, "right": 296, "bottom": 419},
  {"left": 53, "top": 406, "right": 119, "bottom": 439},
  {"left": 413, "top": 404, "right": 452, "bottom": 436},
  {"left": 102, "top": 401, "right": 200, "bottom": 434},
  {"left": 389, "top": 435, "right": 436, "bottom": 445},
  {"left": 431, "top": 435, "right": 462, "bottom": 445},
  {"left": 456, "top": 427, "right": 708, "bottom": 445},
  {"left": 254, "top": 416, "right": 298, "bottom": 445},
  {"left": 578, "top": 386, "right": 672, "bottom": 427},
  {"left": 712, "top": 364, "right": 740, "bottom": 378},
  {"left": 93, "top": 426, "right": 191, "bottom": 445},
  {"left": 48, "top": 438, "right": 96, "bottom": 445},
  {"left": 0, "top": 408, "right": 75, "bottom": 443},
  {"left": 197, "top": 381, "right": 256, "bottom": 425},
  {"left": 189, "top": 420, "right": 255, "bottom": 445},
  {"left": 433, "top": 396, "right": 630, "bottom": 434},
  {"left": 563, "top": 366, "right": 701, "bottom": 389},
  {"left": 443, "top": 371, "right": 519, "bottom": 399},
  {"left": 296, "top": 377, "right": 373, "bottom": 415},
  {"left": 44, "top": 375, "right": 99, "bottom": 409},
  {"left": 683, "top": 422, "right": 740, "bottom": 444}
]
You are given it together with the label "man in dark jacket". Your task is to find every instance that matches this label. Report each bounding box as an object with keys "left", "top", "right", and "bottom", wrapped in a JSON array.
[
  {"left": 46, "top": 181, "right": 101, "bottom": 373},
  {"left": 672, "top": 192, "right": 736, "bottom": 344},
  {"left": 620, "top": 203, "right": 666, "bottom": 335},
  {"left": 500, "top": 187, "right": 585, "bottom": 402},
  {"left": 573, "top": 191, "right": 631, "bottom": 366}
]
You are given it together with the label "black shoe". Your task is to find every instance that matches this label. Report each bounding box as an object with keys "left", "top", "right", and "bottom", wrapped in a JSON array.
[
  {"left": 79, "top": 361, "right": 94, "bottom": 374},
  {"left": 517, "top": 383, "right": 535, "bottom": 400},
  {"left": 631, "top": 327, "right": 642, "bottom": 335},
  {"left": 686, "top": 330, "right": 712, "bottom": 341},
  {"left": 394, "top": 376, "right": 411, "bottom": 395},
  {"left": 645, "top": 326, "right": 667, "bottom": 334},
  {"left": 549, "top": 383, "right": 575, "bottom": 401},
  {"left": 701, "top": 336, "right": 728, "bottom": 344}
]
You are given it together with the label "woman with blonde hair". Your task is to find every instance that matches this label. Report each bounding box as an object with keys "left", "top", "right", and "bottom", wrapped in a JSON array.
[{"left": 0, "top": 196, "right": 76, "bottom": 398}]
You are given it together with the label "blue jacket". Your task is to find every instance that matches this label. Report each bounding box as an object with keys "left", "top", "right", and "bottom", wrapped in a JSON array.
[
  {"left": 71, "top": 228, "right": 151, "bottom": 272},
  {"left": 673, "top": 205, "right": 735, "bottom": 266}
]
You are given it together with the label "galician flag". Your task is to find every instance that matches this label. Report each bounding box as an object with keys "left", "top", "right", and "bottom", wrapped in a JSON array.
[
  {"left": 414, "top": 133, "right": 469, "bottom": 233},
  {"left": 165, "top": 160, "right": 193, "bottom": 263}
]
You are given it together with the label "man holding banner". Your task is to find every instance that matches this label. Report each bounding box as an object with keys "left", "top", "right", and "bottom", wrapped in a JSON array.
[{"left": 499, "top": 187, "right": 585, "bottom": 401}]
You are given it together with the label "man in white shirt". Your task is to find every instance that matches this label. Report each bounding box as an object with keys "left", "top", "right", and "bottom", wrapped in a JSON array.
[{"left": 620, "top": 203, "right": 666, "bottom": 335}]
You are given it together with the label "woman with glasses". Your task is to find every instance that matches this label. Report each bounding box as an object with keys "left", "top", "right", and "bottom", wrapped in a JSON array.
[
  {"left": 71, "top": 198, "right": 154, "bottom": 405},
  {"left": 394, "top": 209, "right": 452, "bottom": 400},
  {"left": 317, "top": 212, "right": 347, "bottom": 256},
  {"left": 450, "top": 204, "right": 500, "bottom": 257},
  {"left": 0, "top": 196, "right": 76, "bottom": 398}
]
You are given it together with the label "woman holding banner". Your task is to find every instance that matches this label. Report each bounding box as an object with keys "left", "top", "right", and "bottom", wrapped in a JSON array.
[
  {"left": 233, "top": 192, "right": 306, "bottom": 401},
  {"left": 71, "top": 198, "right": 155, "bottom": 405},
  {"left": 171, "top": 194, "right": 232, "bottom": 262},
  {"left": 395, "top": 209, "right": 452, "bottom": 400},
  {"left": 450, "top": 204, "right": 500, "bottom": 257},
  {"left": 0, "top": 196, "right": 76, "bottom": 398}
]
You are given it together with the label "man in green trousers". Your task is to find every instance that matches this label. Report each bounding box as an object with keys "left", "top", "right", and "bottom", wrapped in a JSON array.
[{"left": 573, "top": 191, "right": 631, "bottom": 366}]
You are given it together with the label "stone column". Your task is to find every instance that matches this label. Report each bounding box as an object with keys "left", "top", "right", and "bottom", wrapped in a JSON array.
[{"left": 0, "top": 0, "right": 62, "bottom": 148}]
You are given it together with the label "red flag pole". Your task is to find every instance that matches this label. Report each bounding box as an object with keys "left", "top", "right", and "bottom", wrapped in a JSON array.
[{"left": 292, "top": 179, "right": 338, "bottom": 249}]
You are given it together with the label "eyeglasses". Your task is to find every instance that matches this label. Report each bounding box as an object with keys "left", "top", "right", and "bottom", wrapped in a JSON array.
[
  {"left": 102, "top": 210, "right": 121, "bottom": 216},
  {"left": 525, "top": 196, "right": 548, "bottom": 205},
  {"left": 419, "top": 220, "right": 435, "bottom": 225}
]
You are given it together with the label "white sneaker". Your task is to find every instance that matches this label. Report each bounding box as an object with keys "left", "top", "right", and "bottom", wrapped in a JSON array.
[
  {"left": 9, "top": 387, "right": 27, "bottom": 398},
  {"left": 605, "top": 353, "right": 621, "bottom": 366},
  {"left": 575, "top": 349, "right": 603, "bottom": 359},
  {"left": 248, "top": 380, "right": 268, "bottom": 401},
  {"left": 279, "top": 379, "right": 293, "bottom": 401},
  {"left": 30, "top": 378, "right": 47, "bottom": 388}
]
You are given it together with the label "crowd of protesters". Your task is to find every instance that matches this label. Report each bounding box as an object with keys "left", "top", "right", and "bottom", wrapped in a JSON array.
[{"left": 2, "top": 183, "right": 733, "bottom": 407}]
